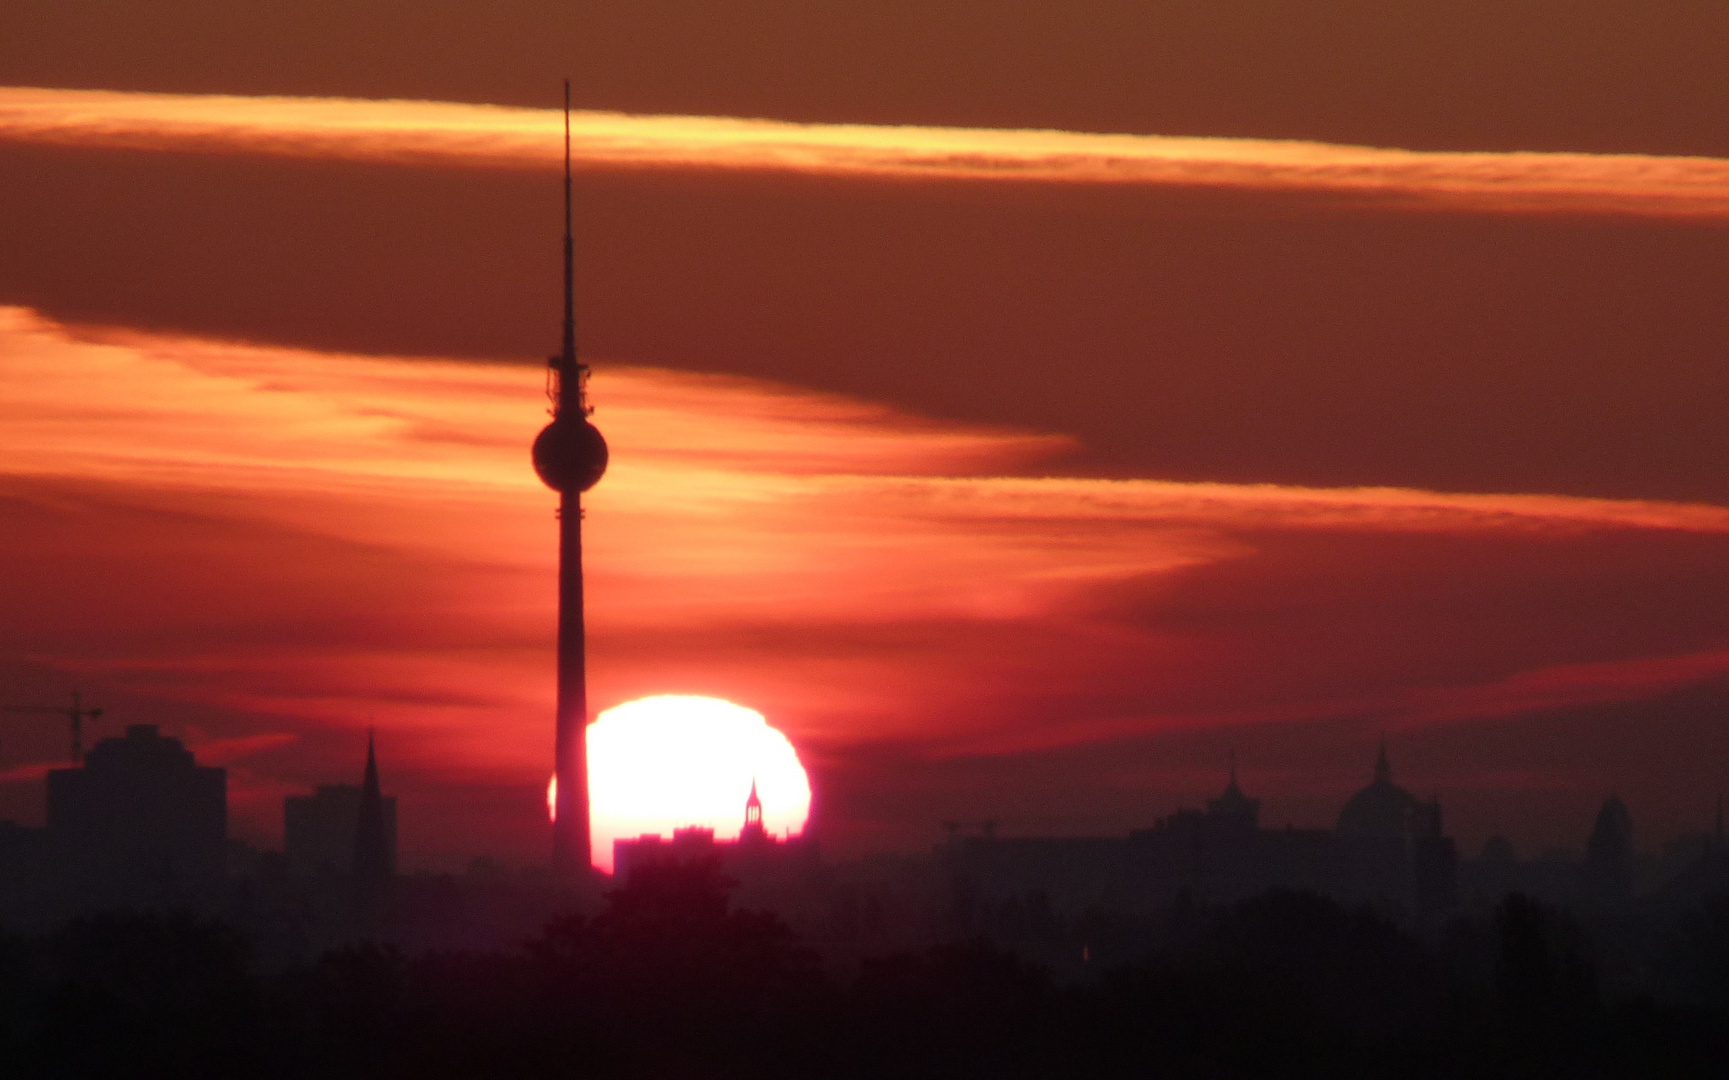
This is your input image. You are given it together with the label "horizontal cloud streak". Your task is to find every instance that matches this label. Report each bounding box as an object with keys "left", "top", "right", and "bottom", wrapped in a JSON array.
[
  {"left": 7, "top": 307, "right": 1729, "bottom": 854},
  {"left": 5, "top": 87, "right": 1729, "bottom": 219}
]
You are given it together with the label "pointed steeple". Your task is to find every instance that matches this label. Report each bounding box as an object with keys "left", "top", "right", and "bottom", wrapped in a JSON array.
[
  {"left": 1374, "top": 735, "right": 1392, "bottom": 785},
  {"left": 1207, "top": 750, "right": 1260, "bottom": 831},
  {"left": 354, "top": 728, "right": 393, "bottom": 900},
  {"left": 741, "top": 778, "right": 766, "bottom": 842},
  {"left": 362, "top": 727, "right": 381, "bottom": 799}
]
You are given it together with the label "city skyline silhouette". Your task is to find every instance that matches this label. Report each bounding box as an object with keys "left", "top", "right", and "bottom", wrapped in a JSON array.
[
  {"left": 2, "top": 0, "right": 1728, "bottom": 877},
  {"left": 6, "top": 6, "right": 1729, "bottom": 1075}
]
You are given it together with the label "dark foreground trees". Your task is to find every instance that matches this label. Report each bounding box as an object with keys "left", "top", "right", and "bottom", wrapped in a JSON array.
[{"left": 2, "top": 878, "right": 1728, "bottom": 1079}]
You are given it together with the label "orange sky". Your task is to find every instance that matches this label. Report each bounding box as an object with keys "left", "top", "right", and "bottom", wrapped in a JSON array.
[
  {"left": 5, "top": 308, "right": 1729, "bottom": 861},
  {"left": 5, "top": 6, "right": 1729, "bottom": 865},
  {"left": 8, "top": 87, "right": 1729, "bottom": 220}
]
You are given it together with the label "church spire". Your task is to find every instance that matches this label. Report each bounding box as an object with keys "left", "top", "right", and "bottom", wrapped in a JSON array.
[
  {"left": 742, "top": 778, "right": 765, "bottom": 842},
  {"left": 354, "top": 727, "right": 392, "bottom": 902},
  {"left": 556, "top": 78, "right": 585, "bottom": 417},
  {"left": 362, "top": 727, "right": 380, "bottom": 799},
  {"left": 1374, "top": 735, "right": 1392, "bottom": 785}
]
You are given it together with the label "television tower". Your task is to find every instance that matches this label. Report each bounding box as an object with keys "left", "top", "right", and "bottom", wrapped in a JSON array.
[{"left": 531, "top": 81, "right": 609, "bottom": 875}]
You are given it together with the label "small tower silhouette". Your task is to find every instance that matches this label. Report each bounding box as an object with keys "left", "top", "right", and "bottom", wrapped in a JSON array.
[
  {"left": 1586, "top": 795, "right": 1634, "bottom": 903},
  {"left": 1205, "top": 750, "right": 1260, "bottom": 832},
  {"left": 354, "top": 729, "right": 393, "bottom": 906},
  {"left": 741, "top": 779, "right": 767, "bottom": 844}
]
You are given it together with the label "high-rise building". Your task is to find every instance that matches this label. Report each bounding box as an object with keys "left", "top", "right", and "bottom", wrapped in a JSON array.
[
  {"left": 46, "top": 724, "right": 226, "bottom": 907},
  {"left": 354, "top": 729, "right": 394, "bottom": 888},
  {"left": 285, "top": 785, "right": 363, "bottom": 875},
  {"left": 531, "top": 82, "right": 609, "bottom": 875},
  {"left": 283, "top": 735, "right": 397, "bottom": 880}
]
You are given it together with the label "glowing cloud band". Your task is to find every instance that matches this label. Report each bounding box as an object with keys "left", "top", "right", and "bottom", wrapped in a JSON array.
[
  {"left": 8, "top": 307, "right": 1729, "bottom": 853},
  {"left": 5, "top": 87, "right": 1729, "bottom": 219}
]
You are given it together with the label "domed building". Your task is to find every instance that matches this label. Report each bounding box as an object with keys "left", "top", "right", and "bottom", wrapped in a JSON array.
[
  {"left": 1336, "top": 740, "right": 1425, "bottom": 840},
  {"left": 1331, "top": 740, "right": 1456, "bottom": 911},
  {"left": 1205, "top": 753, "right": 1261, "bottom": 834}
]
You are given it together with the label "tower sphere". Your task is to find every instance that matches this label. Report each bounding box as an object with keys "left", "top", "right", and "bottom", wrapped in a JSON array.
[{"left": 533, "top": 416, "right": 609, "bottom": 493}]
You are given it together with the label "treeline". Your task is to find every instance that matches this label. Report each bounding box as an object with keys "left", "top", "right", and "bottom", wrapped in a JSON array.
[{"left": 3, "top": 865, "right": 1729, "bottom": 1078}]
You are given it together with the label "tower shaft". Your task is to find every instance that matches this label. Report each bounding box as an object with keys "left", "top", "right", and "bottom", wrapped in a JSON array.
[
  {"left": 551, "top": 78, "right": 591, "bottom": 876},
  {"left": 552, "top": 489, "right": 590, "bottom": 873},
  {"left": 535, "top": 78, "right": 608, "bottom": 877}
]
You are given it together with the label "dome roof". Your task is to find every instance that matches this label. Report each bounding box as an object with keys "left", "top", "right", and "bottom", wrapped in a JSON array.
[
  {"left": 1337, "top": 780, "right": 1422, "bottom": 839},
  {"left": 1205, "top": 754, "right": 1260, "bottom": 829},
  {"left": 1336, "top": 741, "right": 1421, "bottom": 839}
]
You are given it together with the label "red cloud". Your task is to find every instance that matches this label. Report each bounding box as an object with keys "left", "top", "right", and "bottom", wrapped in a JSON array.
[{"left": 5, "top": 307, "right": 1729, "bottom": 858}]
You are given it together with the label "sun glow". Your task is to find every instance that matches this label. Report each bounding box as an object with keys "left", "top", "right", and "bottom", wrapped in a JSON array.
[
  {"left": 7, "top": 309, "right": 1729, "bottom": 855},
  {"left": 584, "top": 695, "right": 812, "bottom": 873}
]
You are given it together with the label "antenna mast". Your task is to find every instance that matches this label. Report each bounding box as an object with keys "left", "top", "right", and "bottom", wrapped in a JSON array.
[
  {"left": 549, "top": 78, "right": 590, "bottom": 419},
  {"left": 532, "top": 78, "right": 611, "bottom": 878},
  {"left": 562, "top": 80, "right": 576, "bottom": 379}
]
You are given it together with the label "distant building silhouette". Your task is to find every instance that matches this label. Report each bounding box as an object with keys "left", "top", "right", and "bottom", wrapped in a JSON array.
[
  {"left": 285, "top": 786, "right": 364, "bottom": 875},
  {"left": 46, "top": 724, "right": 226, "bottom": 909},
  {"left": 0, "top": 820, "right": 49, "bottom": 919},
  {"left": 1205, "top": 752, "right": 1260, "bottom": 834},
  {"left": 1585, "top": 795, "right": 1634, "bottom": 902},
  {"left": 740, "top": 779, "right": 767, "bottom": 844},
  {"left": 284, "top": 735, "right": 397, "bottom": 880},
  {"left": 1337, "top": 738, "right": 1425, "bottom": 839},
  {"left": 615, "top": 825, "right": 727, "bottom": 879},
  {"left": 942, "top": 744, "right": 1458, "bottom": 928},
  {"left": 613, "top": 785, "right": 821, "bottom": 911},
  {"left": 354, "top": 730, "right": 394, "bottom": 886},
  {"left": 1333, "top": 742, "right": 1456, "bottom": 910},
  {"left": 1482, "top": 835, "right": 1516, "bottom": 865}
]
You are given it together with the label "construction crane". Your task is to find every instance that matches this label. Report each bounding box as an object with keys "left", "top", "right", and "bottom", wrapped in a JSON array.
[{"left": 4, "top": 690, "right": 103, "bottom": 762}]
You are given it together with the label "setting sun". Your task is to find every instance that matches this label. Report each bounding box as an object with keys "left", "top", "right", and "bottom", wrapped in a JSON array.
[{"left": 581, "top": 695, "right": 811, "bottom": 873}]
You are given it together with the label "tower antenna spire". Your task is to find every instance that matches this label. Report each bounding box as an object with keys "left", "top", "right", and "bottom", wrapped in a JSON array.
[
  {"left": 561, "top": 78, "right": 577, "bottom": 393},
  {"left": 533, "top": 78, "right": 610, "bottom": 879}
]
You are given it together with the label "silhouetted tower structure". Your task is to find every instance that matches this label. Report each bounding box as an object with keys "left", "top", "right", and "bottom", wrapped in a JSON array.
[
  {"left": 47, "top": 725, "right": 226, "bottom": 908},
  {"left": 283, "top": 738, "right": 397, "bottom": 878},
  {"left": 1586, "top": 795, "right": 1634, "bottom": 902},
  {"left": 1205, "top": 751, "right": 1261, "bottom": 833},
  {"left": 354, "top": 728, "right": 393, "bottom": 889},
  {"left": 532, "top": 81, "right": 609, "bottom": 875},
  {"left": 1337, "top": 736, "right": 1422, "bottom": 840},
  {"left": 741, "top": 779, "right": 767, "bottom": 844}
]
